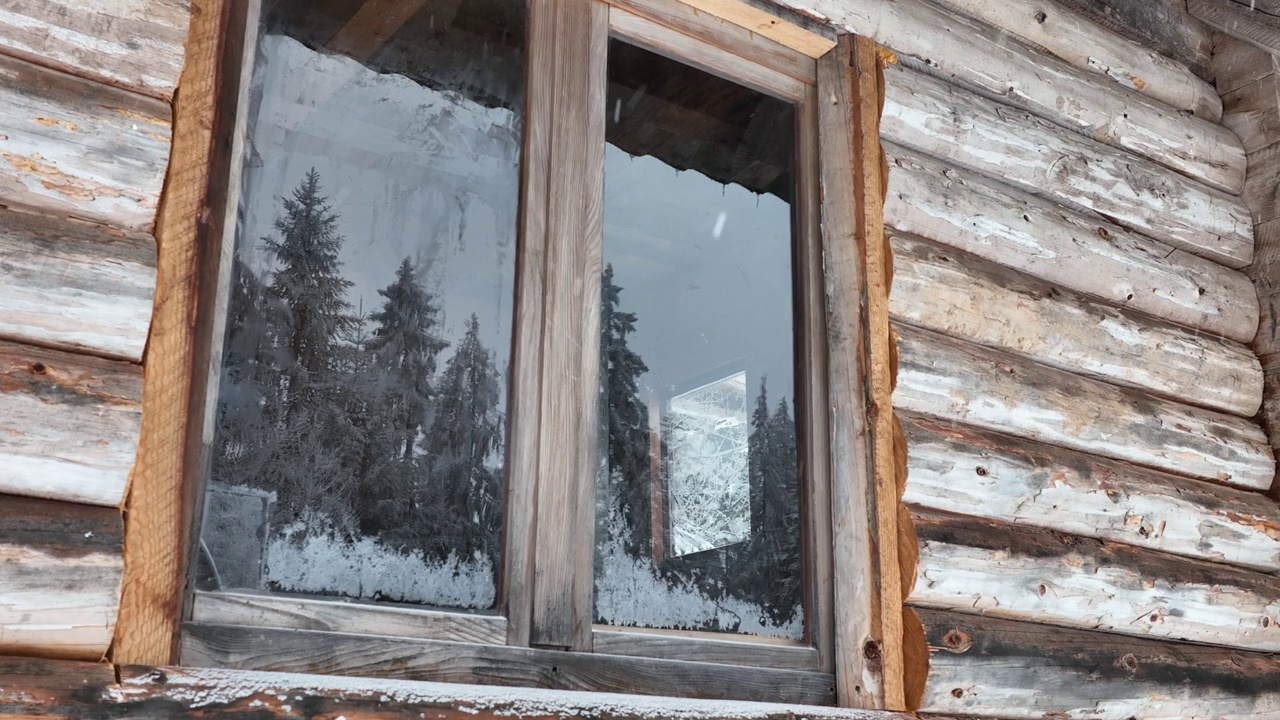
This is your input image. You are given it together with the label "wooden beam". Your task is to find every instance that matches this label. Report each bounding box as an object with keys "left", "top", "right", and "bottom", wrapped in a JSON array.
[
  {"left": 0, "top": 495, "right": 123, "bottom": 660},
  {"left": 881, "top": 63, "right": 1254, "bottom": 269},
  {"left": 0, "top": 656, "right": 118, "bottom": 720},
  {"left": 592, "top": 628, "right": 820, "bottom": 670},
  {"left": 667, "top": 0, "right": 835, "bottom": 58},
  {"left": 893, "top": 324, "right": 1276, "bottom": 491},
  {"left": 1190, "top": 0, "right": 1280, "bottom": 56},
  {"left": 326, "top": 0, "right": 431, "bottom": 62},
  {"left": 0, "top": 341, "right": 142, "bottom": 507},
  {"left": 883, "top": 143, "right": 1258, "bottom": 344},
  {"left": 1053, "top": 0, "right": 1215, "bottom": 80}
]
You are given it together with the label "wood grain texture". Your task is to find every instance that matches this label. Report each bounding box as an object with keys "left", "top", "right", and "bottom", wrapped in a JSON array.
[
  {"left": 908, "top": 509, "right": 1280, "bottom": 652},
  {"left": 181, "top": 624, "right": 838, "bottom": 705},
  {"left": 761, "top": 0, "right": 1245, "bottom": 192},
  {"left": 932, "top": 0, "right": 1221, "bottom": 120},
  {"left": 0, "top": 495, "right": 123, "bottom": 660},
  {"left": 0, "top": 656, "right": 118, "bottom": 719},
  {"left": 1212, "top": 31, "right": 1279, "bottom": 95},
  {"left": 881, "top": 63, "right": 1255, "bottom": 269},
  {"left": 666, "top": 0, "right": 835, "bottom": 58},
  {"left": 1223, "top": 70, "right": 1280, "bottom": 154},
  {"left": 593, "top": 628, "right": 819, "bottom": 671},
  {"left": 900, "top": 414, "right": 1280, "bottom": 572},
  {"left": 889, "top": 232, "right": 1263, "bottom": 417},
  {"left": 0, "top": 341, "right": 142, "bottom": 506},
  {"left": 818, "top": 37, "right": 883, "bottom": 710},
  {"left": 0, "top": 53, "right": 171, "bottom": 232},
  {"left": 0, "top": 207, "right": 155, "bottom": 362},
  {"left": 326, "top": 0, "right": 426, "bottom": 62},
  {"left": 892, "top": 324, "right": 1276, "bottom": 491},
  {"left": 883, "top": 143, "right": 1259, "bottom": 344},
  {"left": 1191, "top": 0, "right": 1280, "bottom": 56},
  {"left": 114, "top": 0, "right": 231, "bottom": 666},
  {"left": 0, "top": 0, "right": 188, "bottom": 99},
  {"left": 191, "top": 592, "right": 508, "bottom": 645},
  {"left": 1244, "top": 142, "right": 1280, "bottom": 229},
  {"left": 914, "top": 608, "right": 1280, "bottom": 718},
  {"left": 1053, "top": 0, "right": 1215, "bottom": 80}
]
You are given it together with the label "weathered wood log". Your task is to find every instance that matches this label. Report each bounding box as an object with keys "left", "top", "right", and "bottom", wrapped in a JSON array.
[
  {"left": 889, "top": 232, "right": 1262, "bottom": 416},
  {"left": 884, "top": 144, "right": 1258, "bottom": 343},
  {"left": 0, "top": 0, "right": 188, "bottom": 98},
  {"left": 0, "top": 53, "right": 171, "bottom": 232},
  {"left": 0, "top": 495, "right": 122, "bottom": 660},
  {"left": 0, "top": 208, "right": 156, "bottom": 362},
  {"left": 1223, "top": 68, "right": 1280, "bottom": 154},
  {"left": 111, "top": 664, "right": 907, "bottom": 720},
  {"left": 1190, "top": 0, "right": 1280, "bottom": 57},
  {"left": 0, "top": 341, "right": 142, "bottom": 507},
  {"left": 909, "top": 509, "right": 1280, "bottom": 652},
  {"left": 181, "top": 624, "right": 837, "bottom": 705},
  {"left": 914, "top": 608, "right": 1280, "bottom": 718},
  {"left": 882, "top": 63, "right": 1256, "bottom": 268},
  {"left": 893, "top": 324, "right": 1276, "bottom": 490},
  {"left": 764, "top": 0, "right": 1245, "bottom": 191},
  {"left": 900, "top": 414, "right": 1280, "bottom": 572},
  {"left": 0, "top": 656, "right": 119, "bottom": 720},
  {"left": 930, "top": 0, "right": 1222, "bottom": 120},
  {"left": 1212, "top": 31, "right": 1279, "bottom": 95},
  {"left": 1054, "top": 0, "right": 1215, "bottom": 80}
]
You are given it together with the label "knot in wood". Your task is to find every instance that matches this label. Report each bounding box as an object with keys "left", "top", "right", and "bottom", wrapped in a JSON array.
[
  {"left": 1117, "top": 653, "right": 1139, "bottom": 673},
  {"left": 863, "top": 639, "right": 882, "bottom": 661},
  {"left": 29, "top": 362, "right": 46, "bottom": 374},
  {"left": 942, "top": 629, "right": 972, "bottom": 653}
]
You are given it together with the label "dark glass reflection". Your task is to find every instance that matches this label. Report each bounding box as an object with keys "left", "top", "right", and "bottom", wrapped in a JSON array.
[
  {"left": 594, "top": 40, "right": 804, "bottom": 639},
  {"left": 197, "top": 0, "right": 525, "bottom": 610}
]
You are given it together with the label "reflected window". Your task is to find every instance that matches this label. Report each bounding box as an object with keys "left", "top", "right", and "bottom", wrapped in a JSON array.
[
  {"left": 199, "top": 0, "right": 525, "bottom": 610},
  {"left": 594, "top": 40, "right": 804, "bottom": 639}
]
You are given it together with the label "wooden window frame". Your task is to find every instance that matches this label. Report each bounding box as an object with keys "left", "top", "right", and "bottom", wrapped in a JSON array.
[{"left": 114, "top": 0, "right": 905, "bottom": 711}]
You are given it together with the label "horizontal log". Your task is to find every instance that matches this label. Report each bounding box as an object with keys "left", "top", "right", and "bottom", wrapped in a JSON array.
[
  {"left": 112, "top": 664, "right": 907, "bottom": 720},
  {"left": 770, "top": 0, "right": 1244, "bottom": 191},
  {"left": 0, "top": 656, "right": 118, "bottom": 720},
  {"left": 882, "top": 63, "right": 1256, "bottom": 268},
  {"left": 0, "top": 0, "right": 187, "bottom": 98},
  {"left": 915, "top": 608, "right": 1280, "bottom": 718},
  {"left": 893, "top": 323, "right": 1276, "bottom": 490},
  {"left": 931, "top": 0, "right": 1222, "bottom": 120},
  {"left": 884, "top": 143, "right": 1258, "bottom": 343},
  {"left": 0, "top": 341, "right": 142, "bottom": 507},
  {"left": 900, "top": 414, "right": 1280, "bottom": 571},
  {"left": 191, "top": 591, "right": 508, "bottom": 645},
  {"left": 889, "top": 232, "right": 1262, "bottom": 416},
  {"left": 0, "top": 495, "right": 122, "bottom": 660},
  {"left": 0, "top": 208, "right": 155, "bottom": 361},
  {"left": 909, "top": 508, "right": 1280, "bottom": 652},
  {"left": 180, "top": 624, "right": 837, "bottom": 705},
  {"left": 1054, "top": 0, "right": 1215, "bottom": 80},
  {"left": 0, "top": 53, "right": 170, "bottom": 232}
]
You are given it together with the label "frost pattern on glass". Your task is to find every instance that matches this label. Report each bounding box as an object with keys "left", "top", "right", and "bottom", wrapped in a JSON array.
[
  {"left": 199, "top": 0, "right": 523, "bottom": 611},
  {"left": 594, "top": 40, "right": 804, "bottom": 640},
  {"left": 667, "top": 372, "right": 750, "bottom": 557}
]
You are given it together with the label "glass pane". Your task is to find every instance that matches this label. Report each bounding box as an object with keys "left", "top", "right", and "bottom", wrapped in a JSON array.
[
  {"left": 594, "top": 39, "right": 804, "bottom": 640},
  {"left": 198, "top": 0, "right": 525, "bottom": 611}
]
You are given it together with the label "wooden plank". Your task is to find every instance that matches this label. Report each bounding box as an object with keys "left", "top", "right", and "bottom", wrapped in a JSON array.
[
  {"left": 666, "top": 0, "right": 835, "bottom": 58},
  {"left": 1213, "top": 32, "right": 1279, "bottom": 95},
  {"left": 609, "top": 6, "right": 807, "bottom": 100},
  {"left": 0, "top": 656, "right": 117, "bottom": 719},
  {"left": 593, "top": 628, "right": 819, "bottom": 671},
  {"left": 326, "top": 0, "right": 427, "bottom": 62},
  {"left": 191, "top": 592, "right": 508, "bottom": 645},
  {"left": 180, "top": 624, "right": 838, "bottom": 705},
  {"left": 759, "top": 0, "right": 1245, "bottom": 193},
  {"left": 1244, "top": 142, "right": 1280, "bottom": 228},
  {"left": 113, "top": 0, "right": 236, "bottom": 666},
  {"left": 1053, "top": 0, "right": 1215, "bottom": 80},
  {"left": 529, "top": 0, "right": 606, "bottom": 651},
  {"left": 818, "top": 37, "right": 881, "bottom": 710},
  {"left": 881, "top": 63, "right": 1255, "bottom": 269},
  {"left": 0, "top": 496, "right": 123, "bottom": 660},
  {"left": 1223, "top": 72, "right": 1280, "bottom": 154},
  {"left": 0, "top": 208, "right": 155, "bottom": 362},
  {"left": 606, "top": 0, "right": 817, "bottom": 85},
  {"left": 931, "top": 0, "right": 1222, "bottom": 120},
  {"left": 0, "top": 341, "right": 142, "bottom": 507},
  {"left": 900, "top": 414, "right": 1280, "bottom": 572},
  {"left": 909, "top": 509, "right": 1280, "bottom": 652},
  {"left": 883, "top": 143, "right": 1259, "bottom": 344},
  {"left": 0, "top": 53, "right": 170, "bottom": 232},
  {"left": 892, "top": 324, "right": 1276, "bottom": 491},
  {"left": 1191, "top": 0, "right": 1280, "bottom": 57},
  {"left": 117, "top": 664, "right": 910, "bottom": 720},
  {"left": 914, "top": 609, "right": 1280, "bottom": 718},
  {"left": 0, "top": 0, "right": 188, "bottom": 98},
  {"left": 889, "top": 232, "right": 1264, "bottom": 417}
]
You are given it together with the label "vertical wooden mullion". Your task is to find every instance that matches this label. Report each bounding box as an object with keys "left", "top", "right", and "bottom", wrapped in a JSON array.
[
  {"left": 504, "top": 0, "right": 557, "bottom": 648},
  {"left": 528, "top": 0, "right": 608, "bottom": 651}
]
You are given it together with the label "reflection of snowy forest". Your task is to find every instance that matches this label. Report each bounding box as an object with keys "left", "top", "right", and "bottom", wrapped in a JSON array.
[{"left": 205, "top": 170, "right": 504, "bottom": 608}]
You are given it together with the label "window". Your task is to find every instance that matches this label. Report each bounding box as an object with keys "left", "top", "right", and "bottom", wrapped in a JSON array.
[{"left": 184, "top": 0, "right": 889, "bottom": 709}]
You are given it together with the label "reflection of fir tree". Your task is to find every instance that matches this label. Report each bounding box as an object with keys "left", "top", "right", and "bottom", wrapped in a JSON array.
[
  {"left": 598, "top": 264, "right": 652, "bottom": 558},
  {"left": 423, "top": 314, "right": 504, "bottom": 563}
]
